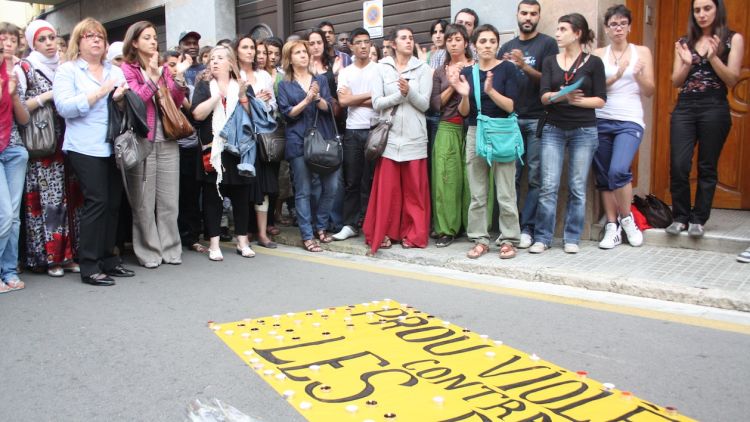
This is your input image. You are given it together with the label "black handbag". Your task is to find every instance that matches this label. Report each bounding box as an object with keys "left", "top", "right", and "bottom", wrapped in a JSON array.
[
  {"left": 633, "top": 194, "right": 673, "bottom": 228},
  {"left": 258, "top": 125, "right": 286, "bottom": 162},
  {"left": 303, "top": 108, "right": 342, "bottom": 175},
  {"left": 365, "top": 105, "right": 397, "bottom": 161}
]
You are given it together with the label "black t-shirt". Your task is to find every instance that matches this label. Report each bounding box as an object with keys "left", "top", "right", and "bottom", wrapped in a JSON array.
[
  {"left": 540, "top": 54, "right": 606, "bottom": 130},
  {"left": 461, "top": 61, "right": 519, "bottom": 126},
  {"left": 498, "top": 34, "right": 558, "bottom": 119}
]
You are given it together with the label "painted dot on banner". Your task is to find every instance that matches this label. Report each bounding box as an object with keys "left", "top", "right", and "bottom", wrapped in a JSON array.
[
  {"left": 312, "top": 322, "right": 321, "bottom": 328},
  {"left": 275, "top": 335, "right": 284, "bottom": 341},
  {"left": 485, "top": 351, "right": 496, "bottom": 358},
  {"left": 362, "top": 303, "right": 370, "bottom": 306},
  {"left": 346, "top": 404, "right": 358, "bottom": 413},
  {"left": 211, "top": 325, "right": 221, "bottom": 331},
  {"left": 254, "top": 338, "right": 263, "bottom": 343},
  {"left": 494, "top": 340, "right": 504, "bottom": 346},
  {"left": 249, "top": 358, "right": 260, "bottom": 363},
  {"left": 275, "top": 373, "right": 287, "bottom": 381},
  {"left": 320, "top": 385, "right": 332, "bottom": 393},
  {"left": 480, "top": 334, "right": 489, "bottom": 340},
  {"left": 299, "top": 401, "right": 312, "bottom": 410},
  {"left": 309, "top": 365, "right": 320, "bottom": 371},
  {"left": 252, "top": 364, "right": 264, "bottom": 370},
  {"left": 576, "top": 371, "right": 588, "bottom": 379},
  {"left": 285, "top": 328, "right": 295, "bottom": 332},
  {"left": 251, "top": 327, "right": 259, "bottom": 331},
  {"left": 272, "top": 323, "right": 281, "bottom": 327},
  {"left": 365, "top": 400, "right": 378, "bottom": 407},
  {"left": 382, "top": 306, "right": 390, "bottom": 310},
  {"left": 243, "top": 350, "right": 254, "bottom": 356},
  {"left": 283, "top": 390, "right": 295, "bottom": 399},
  {"left": 529, "top": 353, "right": 540, "bottom": 361},
  {"left": 442, "top": 321, "right": 451, "bottom": 326},
  {"left": 316, "top": 309, "right": 324, "bottom": 313},
  {"left": 272, "top": 314, "right": 280, "bottom": 319},
  {"left": 398, "top": 316, "right": 407, "bottom": 321},
  {"left": 286, "top": 312, "right": 295, "bottom": 317},
  {"left": 294, "top": 320, "right": 302, "bottom": 325},
  {"left": 241, "top": 333, "right": 251, "bottom": 338},
  {"left": 621, "top": 391, "right": 633, "bottom": 400},
  {"left": 269, "top": 330, "right": 277, "bottom": 335},
  {"left": 384, "top": 412, "right": 397, "bottom": 419},
  {"left": 384, "top": 298, "right": 391, "bottom": 302},
  {"left": 433, "top": 396, "right": 445, "bottom": 405},
  {"left": 602, "top": 383, "right": 615, "bottom": 391},
  {"left": 263, "top": 369, "right": 274, "bottom": 376},
  {"left": 666, "top": 407, "right": 678, "bottom": 416},
  {"left": 344, "top": 317, "right": 352, "bottom": 322}
]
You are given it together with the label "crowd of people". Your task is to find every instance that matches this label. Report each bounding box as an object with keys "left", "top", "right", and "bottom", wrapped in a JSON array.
[{"left": 0, "top": 0, "right": 745, "bottom": 291}]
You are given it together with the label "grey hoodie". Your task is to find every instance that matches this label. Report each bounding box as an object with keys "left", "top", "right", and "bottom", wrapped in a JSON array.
[{"left": 372, "top": 56, "right": 433, "bottom": 162}]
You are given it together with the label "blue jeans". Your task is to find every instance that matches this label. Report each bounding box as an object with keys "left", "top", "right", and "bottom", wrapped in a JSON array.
[
  {"left": 534, "top": 125, "right": 598, "bottom": 246},
  {"left": 290, "top": 156, "right": 341, "bottom": 240},
  {"left": 594, "top": 119, "right": 643, "bottom": 191},
  {"left": 0, "top": 145, "right": 29, "bottom": 282},
  {"left": 516, "top": 118, "right": 541, "bottom": 235}
]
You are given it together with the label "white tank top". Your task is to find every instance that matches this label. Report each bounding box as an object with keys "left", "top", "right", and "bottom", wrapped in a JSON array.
[{"left": 596, "top": 44, "right": 645, "bottom": 129}]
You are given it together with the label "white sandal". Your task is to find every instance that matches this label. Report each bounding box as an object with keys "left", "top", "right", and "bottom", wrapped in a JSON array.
[
  {"left": 236, "top": 245, "right": 256, "bottom": 258},
  {"left": 208, "top": 248, "right": 224, "bottom": 261}
]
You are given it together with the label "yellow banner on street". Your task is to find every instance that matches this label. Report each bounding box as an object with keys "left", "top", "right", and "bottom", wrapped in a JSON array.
[{"left": 212, "top": 300, "right": 694, "bottom": 421}]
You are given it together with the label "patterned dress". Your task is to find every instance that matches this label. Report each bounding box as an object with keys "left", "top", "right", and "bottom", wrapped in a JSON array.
[{"left": 18, "top": 62, "right": 82, "bottom": 268}]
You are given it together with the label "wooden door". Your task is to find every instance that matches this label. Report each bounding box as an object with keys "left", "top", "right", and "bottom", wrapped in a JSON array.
[{"left": 652, "top": 0, "right": 750, "bottom": 209}]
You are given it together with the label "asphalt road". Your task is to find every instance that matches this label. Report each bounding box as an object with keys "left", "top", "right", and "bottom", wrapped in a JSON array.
[{"left": 1, "top": 245, "right": 748, "bottom": 422}]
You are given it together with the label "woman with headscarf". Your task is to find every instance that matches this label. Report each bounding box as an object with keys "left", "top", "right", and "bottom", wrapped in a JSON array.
[
  {"left": 0, "top": 22, "right": 31, "bottom": 293},
  {"left": 14, "top": 19, "right": 83, "bottom": 277}
]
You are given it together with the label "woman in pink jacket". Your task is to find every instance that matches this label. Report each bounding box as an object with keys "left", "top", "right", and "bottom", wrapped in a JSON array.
[{"left": 121, "top": 20, "right": 190, "bottom": 268}]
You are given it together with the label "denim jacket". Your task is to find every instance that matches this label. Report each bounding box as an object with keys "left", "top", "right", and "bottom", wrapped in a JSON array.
[{"left": 220, "top": 104, "right": 256, "bottom": 178}]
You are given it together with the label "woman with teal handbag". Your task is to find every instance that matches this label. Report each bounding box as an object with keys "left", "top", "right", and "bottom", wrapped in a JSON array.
[{"left": 451, "top": 24, "right": 521, "bottom": 260}]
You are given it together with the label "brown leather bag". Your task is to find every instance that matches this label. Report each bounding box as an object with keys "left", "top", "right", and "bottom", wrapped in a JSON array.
[
  {"left": 157, "top": 77, "right": 193, "bottom": 140},
  {"left": 364, "top": 105, "right": 398, "bottom": 161}
]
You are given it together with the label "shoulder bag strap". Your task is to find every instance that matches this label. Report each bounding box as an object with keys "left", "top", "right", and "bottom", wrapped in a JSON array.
[
  {"left": 326, "top": 103, "right": 339, "bottom": 138},
  {"left": 472, "top": 64, "right": 482, "bottom": 115}
]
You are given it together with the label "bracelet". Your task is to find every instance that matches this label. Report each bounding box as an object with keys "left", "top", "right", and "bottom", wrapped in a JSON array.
[{"left": 36, "top": 96, "right": 44, "bottom": 108}]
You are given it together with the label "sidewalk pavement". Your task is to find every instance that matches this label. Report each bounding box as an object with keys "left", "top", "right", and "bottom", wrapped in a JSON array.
[{"left": 270, "top": 227, "right": 750, "bottom": 312}]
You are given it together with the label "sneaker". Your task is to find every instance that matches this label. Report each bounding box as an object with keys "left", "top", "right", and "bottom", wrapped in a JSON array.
[
  {"left": 619, "top": 214, "right": 643, "bottom": 247},
  {"left": 665, "top": 222, "right": 686, "bottom": 235},
  {"left": 518, "top": 233, "right": 533, "bottom": 249},
  {"left": 737, "top": 247, "right": 750, "bottom": 263},
  {"left": 599, "top": 222, "right": 622, "bottom": 249},
  {"left": 332, "top": 225, "right": 358, "bottom": 241},
  {"left": 688, "top": 223, "right": 705, "bottom": 238},
  {"left": 528, "top": 242, "right": 548, "bottom": 254},
  {"left": 563, "top": 243, "right": 580, "bottom": 254}
]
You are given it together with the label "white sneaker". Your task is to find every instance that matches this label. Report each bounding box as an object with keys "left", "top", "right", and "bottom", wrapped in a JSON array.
[
  {"left": 620, "top": 214, "right": 643, "bottom": 247},
  {"left": 599, "top": 222, "right": 622, "bottom": 249},
  {"left": 563, "top": 243, "right": 580, "bottom": 254},
  {"left": 332, "top": 225, "right": 357, "bottom": 241},
  {"left": 518, "top": 233, "right": 533, "bottom": 249},
  {"left": 528, "top": 242, "right": 548, "bottom": 254}
]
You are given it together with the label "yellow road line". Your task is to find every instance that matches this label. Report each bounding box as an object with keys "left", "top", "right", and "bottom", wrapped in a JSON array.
[{"left": 254, "top": 247, "right": 750, "bottom": 336}]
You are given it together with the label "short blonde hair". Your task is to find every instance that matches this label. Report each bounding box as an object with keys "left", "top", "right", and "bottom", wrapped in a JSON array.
[
  {"left": 281, "top": 39, "right": 310, "bottom": 81},
  {"left": 67, "top": 17, "right": 108, "bottom": 62}
]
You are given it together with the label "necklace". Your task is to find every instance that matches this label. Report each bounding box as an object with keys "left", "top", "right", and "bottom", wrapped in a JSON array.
[
  {"left": 611, "top": 43, "right": 629, "bottom": 66},
  {"left": 563, "top": 52, "right": 584, "bottom": 85}
]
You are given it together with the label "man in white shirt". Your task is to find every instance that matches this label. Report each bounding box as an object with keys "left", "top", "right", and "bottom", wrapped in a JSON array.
[{"left": 332, "top": 28, "right": 380, "bottom": 241}]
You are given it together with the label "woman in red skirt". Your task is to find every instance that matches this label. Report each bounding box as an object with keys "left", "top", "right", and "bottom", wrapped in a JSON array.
[{"left": 364, "top": 26, "right": 433, "bottom": 254}]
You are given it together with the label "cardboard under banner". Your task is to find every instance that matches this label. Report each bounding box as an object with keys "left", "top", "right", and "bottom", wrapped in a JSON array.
[{"left": 211, "top": 300, "right": 694, "bottom": 421}]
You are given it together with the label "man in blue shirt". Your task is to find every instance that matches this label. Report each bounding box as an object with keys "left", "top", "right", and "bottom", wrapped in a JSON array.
[{"left": 498, "top": 0, "right": 558, "bottom": 249}]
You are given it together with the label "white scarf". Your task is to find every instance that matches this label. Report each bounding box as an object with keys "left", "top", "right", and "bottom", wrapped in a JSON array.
[
  {"left": 26, "top": 50, "right": 59, "bottom": 83},
  {"left": 209, "top": 78, "right": 239, "bottom": 187}
]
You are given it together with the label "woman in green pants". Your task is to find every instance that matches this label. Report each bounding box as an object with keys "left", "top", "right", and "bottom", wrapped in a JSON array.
[{"left": 430, "top": 24, "right": 474, "bottom": 247}]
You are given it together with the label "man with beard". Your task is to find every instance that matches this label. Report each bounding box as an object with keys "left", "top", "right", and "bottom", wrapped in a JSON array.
[{"left": 498, "top": 0, "right": 558, "bottom": 249}]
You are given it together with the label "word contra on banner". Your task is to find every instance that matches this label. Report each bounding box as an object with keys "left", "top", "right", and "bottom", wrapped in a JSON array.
[{"left": 211, "top": 300, "right": 694, "bottom": 421}]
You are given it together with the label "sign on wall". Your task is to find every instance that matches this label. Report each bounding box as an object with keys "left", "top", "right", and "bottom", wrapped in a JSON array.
[
  {"left": 212, "top": 300, "right": 694, "bottom": 421},
  {"left": 363, "top": 0, "right": 384, "bottom": 38}
]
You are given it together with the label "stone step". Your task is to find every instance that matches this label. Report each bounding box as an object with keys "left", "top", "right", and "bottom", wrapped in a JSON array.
[{"left": 590, "top": 209, "right": 750, "bottom": 254}]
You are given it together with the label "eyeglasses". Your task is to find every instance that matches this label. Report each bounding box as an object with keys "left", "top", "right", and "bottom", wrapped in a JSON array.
[
  {"left": 37, "top": 34, "right": 57, "bottom": 43},
  {"left": 352, "top": 40, "right": 371, "bottom": 46},
  {"left": 607, "top": 21, "right": 630, "bottom": 29},
  {"left": 82, "top": 33, "right": 105, "bottom": 41}
]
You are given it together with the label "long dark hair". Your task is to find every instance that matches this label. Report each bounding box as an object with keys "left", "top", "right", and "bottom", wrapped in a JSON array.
[
  {"left": 233, "top": 33, "right": 257, "bottom": 70},
  {"left": 558, "top": 13, "right": 595, "bottom": 46},
  {"left": 443, "top": 24, "right": 472, "bottom": 66},
  {"left": 122, "top": 20, "right": 157, "bottom": 69},
  {"left": 305, "top": 28, "right": 332, "bottom": 69},
  {"left": 687, "top": 0, "right": 729, "bottom": 56}
]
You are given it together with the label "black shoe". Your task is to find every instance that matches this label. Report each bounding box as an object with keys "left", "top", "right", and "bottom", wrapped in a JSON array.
[
  {"left": 82, "top": 274, "right": 115, "bottom": 286},
  {"left": 106, "top": 265, "right": 135, "bottom": 277},
  {"left": 436, "top": 235, "right": 455, "bottom": 248}
]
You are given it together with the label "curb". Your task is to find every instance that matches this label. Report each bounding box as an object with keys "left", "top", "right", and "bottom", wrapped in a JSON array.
[{"left": 270, "top": 227, "right": 750, "bottom": 312}]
